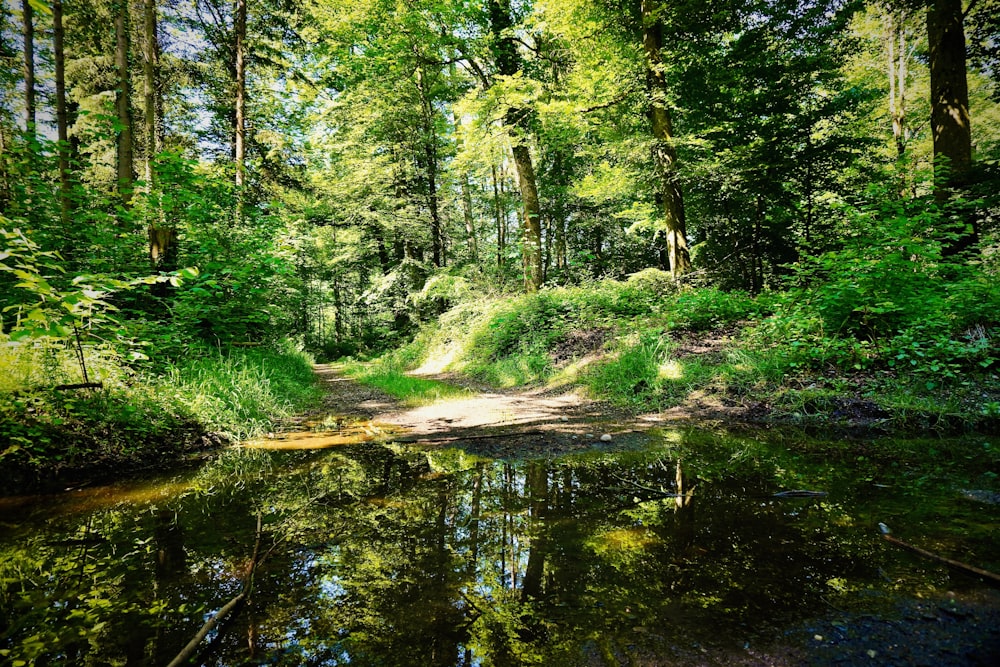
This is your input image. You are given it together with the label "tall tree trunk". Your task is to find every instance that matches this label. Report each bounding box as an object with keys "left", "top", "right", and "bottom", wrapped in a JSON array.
[
  {"left": 492, "top": 163, "right": 505, "bottom": 268},
  {"left": 144, "top": 0, "right": 175, "bottom": 274},
  {"left": 416, "top": 68, "right": 443, "bottom": 267},
  {"left": 143, "top": 0, "right": 162, "bottom": 183},
  {"left": 115, "top": 0, "right": 134, "bottom": 206},
  {"left": 927, "top": 0, "right": 971, "bottom": 188},
  {"left": 22, "top": 0, "right": 35, "bottom": 136},
  {"left": 461, "top": 175, "right": 479, "bottom": 261},
  {"left": 886, "top": 11, "right": 908, "bottom": 160},
  {"left": 927, "top": 0, "right": 976, "bottom": 253},
  {"left": 53, "top": 0, "right": 72, "bottom": 227},
  {"left": 489, "top": 0, "right": 544, "bottom": 292},
  {"left": 511, "top": 143, "right": 543, "bottom": 291},
  {"left": 640, "top": 0, "right": 691, "bottom": 278},
  {"left": 234, "top": 0, "right": 247, "bottom": 190}
]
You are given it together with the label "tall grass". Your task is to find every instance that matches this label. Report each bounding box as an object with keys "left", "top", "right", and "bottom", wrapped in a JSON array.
[
  {"left": 0, "top": 342, "right": 323, "bottom": 476},
  {"left": 162, "top": 346, "right": 323, "bottom": 439}
]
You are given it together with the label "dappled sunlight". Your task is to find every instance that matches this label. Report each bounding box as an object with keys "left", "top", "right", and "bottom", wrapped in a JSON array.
[
  {"left": 0, "top": 478, "right": 195, "bottom": 517},
  {"left": 411, "top": 345, "right": 461, "bottom": 375},
  {"left": 590, "top": 527, "right": 661, "bottom": 554},
  {"left": 658, "top": 359, "right": 685, "bottom": 380}
]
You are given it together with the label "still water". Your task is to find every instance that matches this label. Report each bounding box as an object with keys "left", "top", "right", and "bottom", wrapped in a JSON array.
[{"left": 1, "top": 428, "right": 998, "bottom": 666}]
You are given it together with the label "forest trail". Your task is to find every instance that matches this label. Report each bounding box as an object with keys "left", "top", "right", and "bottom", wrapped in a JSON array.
[{"left": 289, "top": 363, "right": 655, "bottom": 457}]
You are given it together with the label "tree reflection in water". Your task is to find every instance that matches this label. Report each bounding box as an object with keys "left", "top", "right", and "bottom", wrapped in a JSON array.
[{"left": 1, "top": 430, "right": 998, "bottom": 665}]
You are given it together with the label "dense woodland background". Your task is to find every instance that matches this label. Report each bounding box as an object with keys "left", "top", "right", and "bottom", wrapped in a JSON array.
[{"left": 1, "top": 0, "right": 999, "bottom": 453}]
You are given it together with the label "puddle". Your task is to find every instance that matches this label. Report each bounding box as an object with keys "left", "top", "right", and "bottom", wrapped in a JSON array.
[
  {"left": 240, "top": 417, "right": 405, "bottom": 450},
  {"left": 1, "top": 428, "right": 998, "bottom": 665}
]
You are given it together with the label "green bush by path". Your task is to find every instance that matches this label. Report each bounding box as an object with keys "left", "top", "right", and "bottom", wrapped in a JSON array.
[{"left": 0, "top": 342, "right": 323, "bottom": 487}]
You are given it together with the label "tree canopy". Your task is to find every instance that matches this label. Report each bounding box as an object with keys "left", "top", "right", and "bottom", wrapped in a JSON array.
[{"left": 1, "top": 0, "right": 998, "bottom": 354}]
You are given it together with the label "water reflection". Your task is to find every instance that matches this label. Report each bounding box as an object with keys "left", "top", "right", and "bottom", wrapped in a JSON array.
[{"left": 1, "top": 429, "right": 998, "bottom": 665}]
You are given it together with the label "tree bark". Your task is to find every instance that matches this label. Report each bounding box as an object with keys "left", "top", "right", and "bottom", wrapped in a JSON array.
[
  {"left": 640, "top": 0, "right": 691, "bottom": 278},
  {"left": 489, "top": 0, "right": 544, "bottom": 291},
  {"left": 144, "top": 0, "right": 176, "bottom": 274},
  {"left": 143, "top": 0, "right": 162, "bottom": 183},
  {"left": 22, "top": 0, "right": 35, "bottom": 135},
  {"left": 927, "top": 0, "right": 971, "bottom": 187},
  {"left": 115, "top": 0, "right": 134, "bottom": 206},
  {"left": 416, "top": 67, "right": 443, "bottom": 267},
  {"left": 511, "top": 143, "right": 543, "bottom": 291},
  {"left": 234, "top": 0, "right": 247, "bottom": 190},
  {"left": 886, "top": 11, "right": 908, "bottom": 160},
  {"left": 492, "top": 163, "right": 506, "bottom": 267},
  {"left": 461, "top": 174, "right": 479, "bottom": 261},
  {"left": 53, "top": 0, "right": 72, "bottom": 227}
]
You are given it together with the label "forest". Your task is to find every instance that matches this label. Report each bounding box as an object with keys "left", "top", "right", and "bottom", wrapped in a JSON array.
[
  {"left": 1, "top": 0, "right": 999, "bottom": 477},
  {"left": 3, "top": 2, "right": 1000, "bottom": 666}
]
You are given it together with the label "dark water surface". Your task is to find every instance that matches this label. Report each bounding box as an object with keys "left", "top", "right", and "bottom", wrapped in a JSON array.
[{"left": 2, "top": 428, "right": 999, "bottom": 666}]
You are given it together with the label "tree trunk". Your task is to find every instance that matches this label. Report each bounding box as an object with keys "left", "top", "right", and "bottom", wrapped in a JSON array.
[
  {"left": 416, "top": 68, "right": 443, "bottom": 267},
  {"left": 461, "top": 175, "right": 479, "bottom": 261},
  {"left": 886, "top": 11, "right": 908, "bottom": 160},
  {"left": 22, "top": 0, "right": 35, "bottom": 135},
  {"left": 489, "top": 0, "right": 544, "bottom": 292},
  {"left": 143, "top": 0, "right": 161, "bottom": 183},
  {"left": 927, "top": 0, "right": 976, "bottom": 253},
  {"left": 640, "top": 0, "right": 691, "bottom": 278},
  {"left": 144, "top": 0, "right": 175, "bottom": 273},
  {"left": 115, "top": 0, "right": 134, "bottom": 206},
  {"left": 927, "top": 0, "right": 971, "bottom": 187},
  {"left": 234, "top": 0, "right": 247, "bottom": 190},
  {"left": 492, "top": 163, "right": 505, "bottom": 267},
  {"left": 53, "top": 0, "right": 72, "bottom": 227},
  {"left": 511, "top": 143, "right": 543, "bottom": 291}
]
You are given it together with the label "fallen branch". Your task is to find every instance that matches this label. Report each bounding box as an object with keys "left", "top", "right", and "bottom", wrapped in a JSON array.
[
  {"left": 53, "top": 382, "right": 103, "bottom": 391},
  {"left": 165, "top": 593, "right": 245, "bottom": 667},
  {"left": 879, "top": 523, "right": 1000, "bottom": 585},
  {"left": 166, "top": 513, "right": 264, "bottom": 667}
]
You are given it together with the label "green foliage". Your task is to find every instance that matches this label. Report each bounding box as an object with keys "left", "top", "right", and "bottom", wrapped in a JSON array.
[
  {"left": 0, "top": 343, "right": 322, "bottom": 477},
  {"left": 161, "top": 345, "right": 322, "bottom": 440},
  {"left": 348, "top": 363, "right": 470, "bottom": 406},
  {"left": 1, "top": 225, "right": 197, "bottom": 348},
  {"left": 583, "top": 331, "right": 669, "bottom": 406},
  {"left": 666, "top": 288, "right": 756, "bottom": 331},
  {"left": 756, "top": 192, "right": 1000, "bottom": 379}
]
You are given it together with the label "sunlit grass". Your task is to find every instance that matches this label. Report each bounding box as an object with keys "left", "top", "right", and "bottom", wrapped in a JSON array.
[
  {"left": 160, "top": 346, "right": 323, "bottom": 440},
  {"left": 349, "top": 365, "right": 471, "bottom": 406}
]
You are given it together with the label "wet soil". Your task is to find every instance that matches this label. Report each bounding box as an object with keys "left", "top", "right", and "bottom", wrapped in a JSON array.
[{"left": 298, "top": 363, "right": 650, "bottom": 459}]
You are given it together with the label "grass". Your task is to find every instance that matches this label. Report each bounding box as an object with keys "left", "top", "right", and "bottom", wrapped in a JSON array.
[
  {"left": 345, "top": 362, "right": 471, "bottom": 406},
  {"left": 0, "top": 341, "right": 324, "bottom": 483},
  {"left": 353, "top": 268, "right": 1000, "bottom": 433},
  {"left": 161, "top": 345, "right": 324, "bottom": 439}
]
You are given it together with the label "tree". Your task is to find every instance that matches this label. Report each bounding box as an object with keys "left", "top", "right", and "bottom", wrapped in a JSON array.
[
  {"left": 53, "top": 0, "right": 71, "bottom": 227},
  {"left": 21, "top": 0, "right": 35, "bottom": 136},
  {"left": 234, "top": 0, "right": 246, "bottom": 190},
  {"left": 115, "top": 0, "right": 135, "bottom": 205},
  {"left": 143, "top": 0, "right": 175, "bottom": 273},
  {"left": 927, "top": 0, "right": 972, "bottom": 189},
  {"left": 640, "top": 0, "right": 691, "bottom": 278},
  {"left": 487, "top": 0, "right": 544, "bottom": 292}
]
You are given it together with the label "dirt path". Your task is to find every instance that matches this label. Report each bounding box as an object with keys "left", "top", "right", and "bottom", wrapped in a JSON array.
[{"left": 291, "top": 363, "right": 653, "bottom": 457}]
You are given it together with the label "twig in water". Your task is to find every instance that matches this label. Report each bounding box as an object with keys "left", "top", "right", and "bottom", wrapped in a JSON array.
[
  {"left": 166, "top": 512, "right": 264, "bottom": 667},
  {"left": 879, "top": 523, "right": 1000, "bottom": 585}
]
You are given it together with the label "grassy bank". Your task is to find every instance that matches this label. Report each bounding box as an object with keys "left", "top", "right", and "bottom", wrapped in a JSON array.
[
  {"left": 0, "top": 341, "right": 323, "bottom": 491},
  {"left": 360, "top": 266, "right": 1000, "bottom": 434}
]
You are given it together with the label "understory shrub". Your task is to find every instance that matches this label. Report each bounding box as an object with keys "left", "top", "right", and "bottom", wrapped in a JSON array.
[{"left": 754, "top": 191, "right": 1000, "bottom": 379}]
